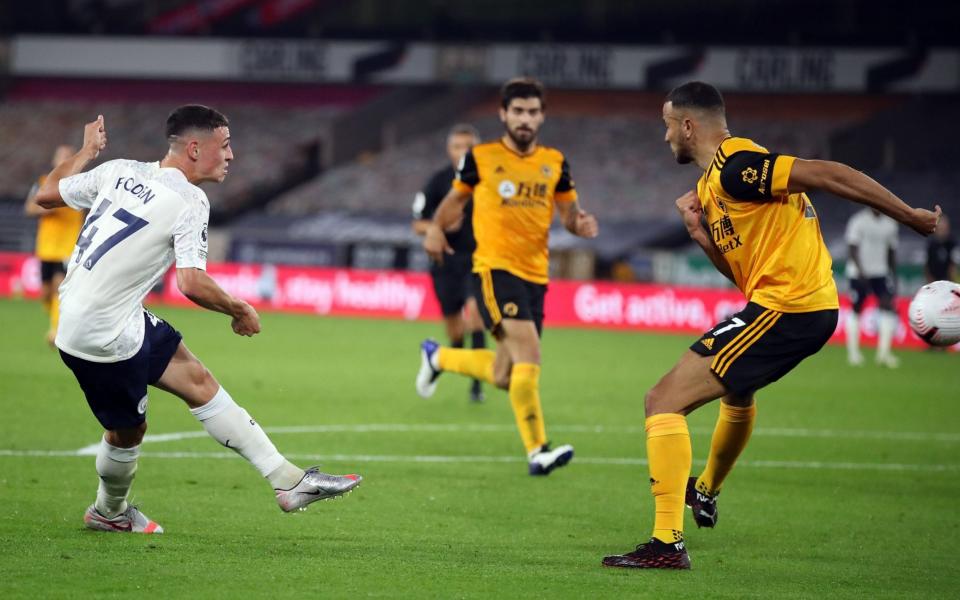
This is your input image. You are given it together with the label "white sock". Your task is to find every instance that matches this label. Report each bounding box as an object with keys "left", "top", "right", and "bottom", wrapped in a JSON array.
[
  {"left": 95, "top": 436, "right": 139, "bottom": 518},
  {"left": 846, "top": 312, "right": 861, "bottom": 358},
  {"left": 877, "top": 311, "right": 897, "bottom": 358},
  {"left": 190, "top": 387, "right": 303, "bottom": 489}
]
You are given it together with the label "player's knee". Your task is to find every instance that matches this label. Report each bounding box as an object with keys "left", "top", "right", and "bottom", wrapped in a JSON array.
[
  {"left": 644, "top": 385, "right": 669, "bottom": 416},
  {"left": 108, "top": 422, "right": 147, "bottom": 447}
]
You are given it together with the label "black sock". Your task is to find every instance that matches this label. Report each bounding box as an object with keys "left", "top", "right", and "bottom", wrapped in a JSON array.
[
  {"left": 451, "top": 338, "right": 464, "bottom": 349},
  {"left": 471, "top": 330, "right": 486, "bottom": 349}
]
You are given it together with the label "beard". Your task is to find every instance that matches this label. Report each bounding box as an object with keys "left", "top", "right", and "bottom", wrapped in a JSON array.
[
  {"left": 506, "top": 125, "right": 536, "bottom": 151},
  {"left": 673, "top": 143, "right": 694, "bottom": 164}
]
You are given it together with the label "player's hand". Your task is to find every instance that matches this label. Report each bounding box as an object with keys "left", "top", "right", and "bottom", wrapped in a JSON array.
[
  {"left": 423, "top": 223, "right": 453, "bottom": 264},
  {"left": 907, "top": 205, "right": 942, "bottom": 236},
  {"left": 675, "top": 190, "right": 703, "bottom": 234},
  {"left": 231, "top": 301, "right": 261, "bottom": 337},
  {"left": 574, "top": 209, "right": 599, "bottom": 238},
  {"left": 82, "top": 115, "right": 107, "bottom": 159}
]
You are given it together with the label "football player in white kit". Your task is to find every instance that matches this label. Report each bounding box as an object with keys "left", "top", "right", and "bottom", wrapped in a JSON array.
[
  {"left": 844, "top": 208, "right": 901, "bottom": 368},
  {"left": 34, "top": 106, "right": 361, "bottom": 533}
]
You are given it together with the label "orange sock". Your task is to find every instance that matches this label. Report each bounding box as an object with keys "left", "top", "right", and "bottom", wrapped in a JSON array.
[
  {"left": 696, "top": 402, "right": 756, "bottom": 495},
  {"left": 49, "top": 294, "right": 60, "bottom": 333},
  {"left": 508, "top": 363, "right": 546, "bottom": 453},
  {"left": 646, "top": 413, "right": 691, "bottom": 544},
  {"left": 437, "top": 347, "right": 495, "bottom": 384}
]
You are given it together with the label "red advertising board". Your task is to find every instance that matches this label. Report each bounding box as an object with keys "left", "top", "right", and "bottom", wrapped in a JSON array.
[{"left": 0, "top": 252, "right": 942, "bottom": 349}]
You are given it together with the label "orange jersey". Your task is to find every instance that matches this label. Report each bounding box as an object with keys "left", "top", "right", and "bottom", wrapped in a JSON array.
[
  {"left": 32, "top": 176, "right": 84, "bottom": 261},
  {"left": 452, "top": 140, "right": 577, "bottom": 284},
  {"left": 696, "top": 137, "right": 839, "bottom": 312}
]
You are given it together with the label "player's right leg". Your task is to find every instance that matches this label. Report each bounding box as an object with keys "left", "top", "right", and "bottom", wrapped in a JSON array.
[
  {"left": 58, "top": 337, "right": 162, "bottom": 534},
  {"left": 846, "top": 278, "right": 867, "bottom": 365},
  {"left": 602, "top": 350, "right": 726, "bottom": 569},
  {"left": 873, "top": 277, "right": 899, "bottom": 368},
  {"left": 154, "top": 341, "right": 361, "bottom": 512},
  {"left": 416, "top": 272, "right": 498, "bottom": 398}
]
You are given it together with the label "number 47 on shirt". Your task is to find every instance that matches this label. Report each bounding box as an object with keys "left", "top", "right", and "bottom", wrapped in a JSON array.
[{"left": 75, "top": 199, "right": 149, "bottom": 270}]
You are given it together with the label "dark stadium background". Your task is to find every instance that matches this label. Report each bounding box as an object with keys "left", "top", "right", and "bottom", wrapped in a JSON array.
[{"left": 1, "top": 0, "right": 957, "bottom": 344}]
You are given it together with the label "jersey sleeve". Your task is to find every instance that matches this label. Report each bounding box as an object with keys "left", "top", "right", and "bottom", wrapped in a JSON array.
[
  {"left": 413, "top": 170, "right": 450, "bottom": 220},
  {"left": 452, "top": 149, "right": 479, "bottom": 193},
  {"left": 58, "top": 160, "right": 116, "bottom": 210},
  {"left": 172, "top": 193, "right": 210, "bottom": 270},
  {"left": 554, "top": 158, "right": 578, "bottom": 203},
  {"left": 719, "top": 151, "right": 796, "bottom": 201}
]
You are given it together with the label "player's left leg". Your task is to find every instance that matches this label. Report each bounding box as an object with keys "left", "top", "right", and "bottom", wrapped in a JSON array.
[
  {"left": 873, "top": 277, "right": 899, "bottom": 368},
  {"left": 687, "top": 391, "right": 755, "bottom": 528},
  {"left": 154, "top": 341, "right": 361, "bottom": 511}
]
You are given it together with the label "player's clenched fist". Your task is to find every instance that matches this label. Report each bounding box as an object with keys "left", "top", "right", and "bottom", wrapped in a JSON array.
[
  {"left": 675, "top": 190, "right": 703, "bottom": 234},
  {"left": 83, "top": 115, "right": 107, "bottom": 159},
  {"left": 231, "top": 301, "right": 261, "bottom": 337},
  {"left": 574, "top": 209, "right": 599, "bottom": 238}
]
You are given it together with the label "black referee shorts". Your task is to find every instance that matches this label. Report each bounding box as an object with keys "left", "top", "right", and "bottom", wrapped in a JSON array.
[
  {"left": 690, "top": 302, "right": 838, "bottom": 397},
  {"left": 430, "top": 254, "right": 473, "bottom": 317}
]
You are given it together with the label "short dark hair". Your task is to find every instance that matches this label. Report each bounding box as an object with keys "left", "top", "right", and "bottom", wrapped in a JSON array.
[
  {"left": 448, "top": 123, "right": 480, "bottom": 140},
  {"left": 665, "top": 81, "right": 725, "bottom": 114},
  {"left": 500, "top": 77, "right": 546, "bottom": 110},
  {"left": 165, "top": 105, "right": 229, "bottom": 139}
]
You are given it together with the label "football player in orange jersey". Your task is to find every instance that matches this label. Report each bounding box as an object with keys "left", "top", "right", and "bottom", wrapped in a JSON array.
[
  {"left": 603, "top": 81, "right": 940, "bottom": 569},
  {"left": 417, "top": 78, "right": 598, "bottom": 475}
]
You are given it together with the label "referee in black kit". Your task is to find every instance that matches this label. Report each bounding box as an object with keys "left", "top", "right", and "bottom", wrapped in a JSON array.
[{"left": 412, "top": 124, "right": 486, "bottom": 402}]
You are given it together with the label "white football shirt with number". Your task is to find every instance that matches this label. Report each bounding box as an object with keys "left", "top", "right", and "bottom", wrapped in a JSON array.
[
  {"left": 55, "top": 159, "right": 209, "bottom": 362},
  {"left": 844, "top": 208, "right": 899, "bottom": 279}
]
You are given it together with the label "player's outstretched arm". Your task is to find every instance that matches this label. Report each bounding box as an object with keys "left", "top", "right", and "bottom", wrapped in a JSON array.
[
  {"left": 676, "top": 190, "right": 736, "bottom": 284},
  {"left": 557, "top": 200, "right": 599, "bottom": 238},
  {"left": 35, "top": 116, "right": 108, "bottom": 209},
  {"left": 787, "top": 159, "right": 941, "bottom": 236},
  {"left": 423, "top": 186, "right": 470, "bottom": 264},
  {"left": 23, "top": 184, "right": 49, "bottom": 216},
  {"left": 176, "top": 267, "right": 261, "bottom": 337}
]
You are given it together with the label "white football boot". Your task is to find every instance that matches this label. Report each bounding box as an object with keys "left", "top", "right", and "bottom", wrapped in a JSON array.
[
  {"left": 275, "top": 467, "right": 362, "bottom": 512},
  {"left": 84, "top": 504, "right": 163, "bottom": 534}
]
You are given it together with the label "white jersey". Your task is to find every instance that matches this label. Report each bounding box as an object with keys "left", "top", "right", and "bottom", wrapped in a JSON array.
[
  {"left": 56, "top": 159, "right": 209, "bottom": 362},
  {"left": 844, "top": 208, "right": 898, "bottom": 279}
]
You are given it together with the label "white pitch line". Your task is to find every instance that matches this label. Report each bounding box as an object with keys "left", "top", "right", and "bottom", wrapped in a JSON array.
[
  {"left": 0, "top": 448, "right": 957, "bottom": 473},
  {"left": 71, "top": 423, "right": 960, "bottom": 456}
]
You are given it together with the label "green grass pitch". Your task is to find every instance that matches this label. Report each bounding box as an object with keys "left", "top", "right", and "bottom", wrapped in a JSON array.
[{"left": 0, "top": 298, "right": 957, "bottom": 598}]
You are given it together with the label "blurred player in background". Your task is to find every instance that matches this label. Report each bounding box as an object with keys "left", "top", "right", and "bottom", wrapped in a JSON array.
[
  {"left": 925, "top": 214, "right": 955, "bottom": 283},
  {"left": 417, "top": 78, "right": 598, "bottom": 476},
  {"left": 24, "top": 145, "right": 85, "bottom": 345},
  {"left": 412, "top": 124, "right": 486, "bottom": 402},
  {"left": 845, "top": 208, "right": 901, "bottom": 367},
  {"left": 602, "top": 81, "right": 940, "bottom": 569},
  {"left": 34, "top": 106, "right": 361, "bottom": 534}
]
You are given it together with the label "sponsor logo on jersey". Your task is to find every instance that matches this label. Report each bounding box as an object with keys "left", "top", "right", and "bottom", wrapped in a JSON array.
[{"left": 498, "top": 180, "right": 517, "bottom": 199}]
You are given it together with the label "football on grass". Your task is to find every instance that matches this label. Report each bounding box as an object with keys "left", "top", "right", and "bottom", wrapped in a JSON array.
[{"left": 908, "top": 280, "right": 960, "bottom": 346}]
